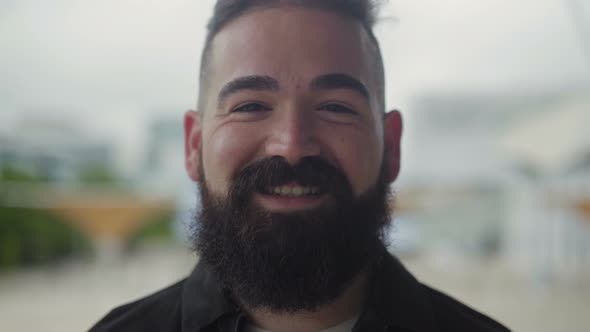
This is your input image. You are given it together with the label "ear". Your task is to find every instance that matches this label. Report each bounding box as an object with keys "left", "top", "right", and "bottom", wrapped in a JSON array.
[
  {"left": 383, "top": 110, "right": 403, "bottom": 183},
  {"left": 184, "top": 110, "right": 202, "bottom": 182}
]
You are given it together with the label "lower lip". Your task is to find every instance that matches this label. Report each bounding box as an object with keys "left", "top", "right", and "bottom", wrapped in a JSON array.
[{"left": 255, "top": 192, "right": 326, "bottom": 212}]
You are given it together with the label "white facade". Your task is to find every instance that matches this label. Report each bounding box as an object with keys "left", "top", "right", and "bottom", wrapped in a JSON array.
[{"left": 399, "top": 90, "right": 590, "bottom": 281}]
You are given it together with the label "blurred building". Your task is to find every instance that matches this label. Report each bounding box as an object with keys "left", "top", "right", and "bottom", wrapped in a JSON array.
[
  {"left": 500, "top": 94, "right": 590, "bottom": 282},
  {"left": 140, "top": 116, "right": 186, "bottom": 194},
  {"left": 0, "top": 114, "right": 178, "bottom": 257},
  {"left": 397, "top": 86, "right": 590, "bottom": 282},
  {"left": 139, "top": 116, "right": 197, "bottom": 241},
  {"left": 0, "top": 117, "right": 114, "bottom": 183},
  {"left": 395, "top": 91, "right": 517, "bottom": 258}
]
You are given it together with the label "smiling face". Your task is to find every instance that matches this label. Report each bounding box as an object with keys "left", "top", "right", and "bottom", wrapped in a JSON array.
[
  {"left": 185, "top": 6, "right": 401, "bottom": 213},
  {"left": 185, "top": 5, "right": 402, "bottom": 311}
]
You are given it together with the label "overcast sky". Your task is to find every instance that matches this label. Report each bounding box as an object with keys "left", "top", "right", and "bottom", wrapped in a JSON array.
[{"left": 1, "top": 0, "right": 589, "bottom": 171}]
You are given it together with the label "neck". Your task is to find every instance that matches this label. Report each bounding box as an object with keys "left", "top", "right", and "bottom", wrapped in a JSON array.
[{"left": 245, "top": 271, "right": 369, "bottom": 332}]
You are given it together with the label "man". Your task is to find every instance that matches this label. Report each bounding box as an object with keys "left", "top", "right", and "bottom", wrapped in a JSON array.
[{"left": 90, "top": 1, "right": 510, "bottom": 331}]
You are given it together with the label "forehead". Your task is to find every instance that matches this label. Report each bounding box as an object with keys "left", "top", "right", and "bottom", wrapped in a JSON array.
[{"left": 205, "top": 7, "right": 374, "bottom": 107}]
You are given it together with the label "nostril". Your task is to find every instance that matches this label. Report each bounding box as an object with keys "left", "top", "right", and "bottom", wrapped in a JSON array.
[{"left": 264, "top": 132, "right": 320, "bottom": 164}]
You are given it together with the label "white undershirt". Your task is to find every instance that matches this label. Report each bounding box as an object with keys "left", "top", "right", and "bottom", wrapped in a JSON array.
[{"left": 244, "top": 315, "right": 359, "bottom": 332}]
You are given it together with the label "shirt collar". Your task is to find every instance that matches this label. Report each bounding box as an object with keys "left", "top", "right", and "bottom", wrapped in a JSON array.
[
  {"left": 181, "top": 263, "right": 235, "bottom": 332},
  {"left": 181, "top": 249, "right": 439, "bottom": 332},
  {"left": 359, "top": 250, "right": 439, "bottom": 332}
]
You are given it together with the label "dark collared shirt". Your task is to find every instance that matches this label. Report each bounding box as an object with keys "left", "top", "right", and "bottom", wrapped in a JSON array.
[{"left": 89, "top": 251, "right": 510, "bottom": 332}]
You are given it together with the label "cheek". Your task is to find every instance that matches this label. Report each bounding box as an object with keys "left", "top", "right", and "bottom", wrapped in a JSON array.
[
  {"left": 202, "top": 126, "right": 261, "bottom": 194},
  {"left": 329, "top": 129, "right": 383, "bottom": 195}
]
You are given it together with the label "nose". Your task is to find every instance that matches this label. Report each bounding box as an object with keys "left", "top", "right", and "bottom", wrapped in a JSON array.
[{"left": 264, "top": 107, "right": 321, "bottom": 165}]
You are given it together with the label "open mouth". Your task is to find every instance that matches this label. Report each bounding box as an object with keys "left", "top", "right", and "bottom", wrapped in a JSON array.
[
  {"left": 256, "top": 183, "right": 326, "bottom": 211},
  {"left": 263, "top": 184, "right": 322, "bottom": 197}
]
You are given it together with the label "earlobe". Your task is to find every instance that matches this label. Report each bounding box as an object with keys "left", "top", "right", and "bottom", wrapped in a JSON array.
[
  {"left": 184, "top": 110, "right": 202, "bottom": 182},
  {"left": 384, "top": 110, "right": 403, "bottom": 183}
]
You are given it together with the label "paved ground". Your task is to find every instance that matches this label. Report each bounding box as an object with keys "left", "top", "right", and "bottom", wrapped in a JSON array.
[
  {"left": 402, "top": 253, "right": 590, "bottom": 332},
  {"left": 0, "top": 244, "right": 588, "bottom": 332}
]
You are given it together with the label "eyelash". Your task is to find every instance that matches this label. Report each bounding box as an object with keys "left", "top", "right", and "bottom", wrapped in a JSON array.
[
  {"left": 232, "top": 102, "right": 271, "bottom": 113},
  {"left": 231, "top": 102, "right": 357, "bottom": 115},
  {"left": 318, "top": 103, "right": 357, "bottom": 115}
]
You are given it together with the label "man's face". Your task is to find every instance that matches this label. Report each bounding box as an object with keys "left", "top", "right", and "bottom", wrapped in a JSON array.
[
  {"left": 184, "top": 6, "right": 402, "bottom": 311},
  {"left": 185, "top": 7, "right": 400, "bottom": 205}
]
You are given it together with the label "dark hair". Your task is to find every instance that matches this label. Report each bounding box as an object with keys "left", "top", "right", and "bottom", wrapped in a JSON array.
[{"left": 197, "top": 0, "right": 386, "bottom": 113}]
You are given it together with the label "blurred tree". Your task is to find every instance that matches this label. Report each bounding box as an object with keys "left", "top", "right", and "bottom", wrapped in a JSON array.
[
  {"left": 0, "top": 209, "right": 90, "bottom": 269},
  {"left": 0, "top": 166, "right": 38, "bottom": 182},
  {"left": 77, "top": 165, "right": 120, "bottom": 185},
  {"left": 0, "top": 165, "right": 91, "bottom": 269},
  {"left": 129, "top": 210, "right": 176, "bottom": 248}
]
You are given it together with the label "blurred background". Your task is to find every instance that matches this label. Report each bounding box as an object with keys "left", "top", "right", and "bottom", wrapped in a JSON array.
[{"left": 1, "top": 0, "right": 589, "bottom": 331}]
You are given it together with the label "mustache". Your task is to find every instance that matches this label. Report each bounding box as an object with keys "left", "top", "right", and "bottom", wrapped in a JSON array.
[{"left": 229, "top": 156, "right": 353, "bottom": 200}]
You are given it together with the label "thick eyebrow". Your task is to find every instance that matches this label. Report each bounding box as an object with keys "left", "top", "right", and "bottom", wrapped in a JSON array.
[
  {"left": 309, "top": 73, "right": 369, "bottom": 99},
  {"left": 217, "top": 75, "right": 279, "bottom": 108}
]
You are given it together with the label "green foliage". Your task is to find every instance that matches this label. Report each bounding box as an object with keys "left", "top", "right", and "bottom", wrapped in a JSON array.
[
  {"left": 129, "top": 211, "right": 175, "bottom": 246},
  {"left": 0, "top": 165, "right": 90, "bottom": 269},
  {"left": 0, "top": 166, "right": 39, "bottom": 182},
  {"left": 1, "top": 163, "right": 123, "bottom": 186},
  {"left": 77, "top": 166, "right": 119, "bottom": 185},
  {"left": 0, "top": 208, "right": 90, "bottom": 269}
]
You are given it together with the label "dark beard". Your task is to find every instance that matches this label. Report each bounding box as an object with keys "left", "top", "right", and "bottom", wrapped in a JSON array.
[{"left": 192, "top": 156, "right": 392, "bottom": 313}]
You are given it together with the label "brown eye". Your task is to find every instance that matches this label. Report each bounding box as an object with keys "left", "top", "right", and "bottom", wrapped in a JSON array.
[{"left": 233, "top": 102, "right": 271, "bottom": 113}]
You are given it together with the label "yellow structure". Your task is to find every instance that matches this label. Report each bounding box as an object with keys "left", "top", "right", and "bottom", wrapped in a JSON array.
[
  {"left": 54, "top": 195, "right": 171, "bottom": 240},
  {"left": 576, "top": 200, "right": 590, "bottom": 222}
]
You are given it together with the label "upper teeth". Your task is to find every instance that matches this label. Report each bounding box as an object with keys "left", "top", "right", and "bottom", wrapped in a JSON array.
[{"left": 270, "top": 185, "right": 319, "bottom": 197}]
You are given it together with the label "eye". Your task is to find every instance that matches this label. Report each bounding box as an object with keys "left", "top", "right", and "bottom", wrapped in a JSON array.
[
  {"left": 232, "top": 102, "right": 271, "bottom": 113},
  {"left": 317, "top": 103, "right": 358, "bottom": 115}
]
